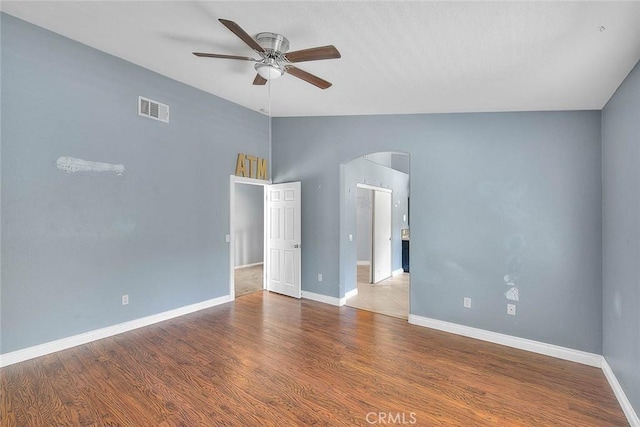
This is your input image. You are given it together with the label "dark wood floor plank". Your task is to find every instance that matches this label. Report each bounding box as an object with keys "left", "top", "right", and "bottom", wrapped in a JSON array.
[
  {"left": 124, "top": 325, "right": 290, "bottom": 426},
  {"left": 38, "top": 353, "right": 93, "bottom": 426},
  {"left": 0, "top": 291, "right": 629, "bottom": 426}
]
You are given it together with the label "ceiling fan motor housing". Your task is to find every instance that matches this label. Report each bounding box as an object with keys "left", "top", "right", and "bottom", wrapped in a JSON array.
[
  {"left": 255, "top": 32, "right": 290, "bottom": 57},
  {"left": 254, "top": 32, "right": 289, "bottom": 78}
]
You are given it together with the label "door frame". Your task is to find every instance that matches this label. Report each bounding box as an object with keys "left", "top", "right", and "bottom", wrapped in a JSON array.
[{"left": 229, "top": 175, "right": 270, "bottom": 300}]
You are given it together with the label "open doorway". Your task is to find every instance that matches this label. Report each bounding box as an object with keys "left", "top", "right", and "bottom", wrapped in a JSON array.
[
  {"left": 229, "top": 177, "right": 267, "bottom": 299},
  {"left": 344, "top": 153, "right": 410, "bottom": 319},
  {"left": 372, "top": 188, "right": 393, "bottom": 283},
  {"left": 356, "top": 184, "right": 393, "bottom": 283},
  {"left": 229, "top": 176, "right": 302, "bottom": 300}
]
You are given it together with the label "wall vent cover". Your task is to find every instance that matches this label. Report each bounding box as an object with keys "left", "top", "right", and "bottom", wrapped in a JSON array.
[{"left": 138, "top": 96, "right": 169, "bottom": 123}]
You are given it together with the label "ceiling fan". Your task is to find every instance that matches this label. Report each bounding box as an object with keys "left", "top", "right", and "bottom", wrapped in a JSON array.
[{"left": 193, "top": 19, "right": 341, "bottom": 89}]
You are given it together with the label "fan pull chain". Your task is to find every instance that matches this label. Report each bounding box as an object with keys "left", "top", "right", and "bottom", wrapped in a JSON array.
[{"left": 268, "top": 78, "right": 272, "bottom": 182}]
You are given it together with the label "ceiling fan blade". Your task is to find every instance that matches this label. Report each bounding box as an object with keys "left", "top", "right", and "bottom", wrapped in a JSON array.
[
  {"left": 285, "top": 45, "right": 341, "bottom": 63},
  {"left": 253, "top": 74, "right": 267, "bottom": 85},
  {"left": 193, "top": 52, "right": 256, "bottom": 61},
  {"left": 286, "top": 66, "right": 332, "bottom": 89},
  {"left": 218, "top": 19, "right": 265, "bottom": 54}
]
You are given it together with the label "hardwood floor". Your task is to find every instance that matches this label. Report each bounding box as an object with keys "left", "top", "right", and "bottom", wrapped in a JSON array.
[{"left": 0, "top": 292, "right": 628, "bottom": 426}]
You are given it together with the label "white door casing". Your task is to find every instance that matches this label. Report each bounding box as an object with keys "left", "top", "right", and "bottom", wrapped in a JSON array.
[
  {"left": 266, "top": 182, "right": 301, "bottom": 298},
  {"left": 372, "top": 190, "right": 392, "bottom": 283}
]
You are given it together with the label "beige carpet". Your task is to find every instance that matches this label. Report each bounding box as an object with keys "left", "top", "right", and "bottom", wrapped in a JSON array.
[
  {"left": 234, "top": 264, "right": 264, "bottom": 298},
  {"left": 345, "top": 265, "right": 409, "bottom": 319}
]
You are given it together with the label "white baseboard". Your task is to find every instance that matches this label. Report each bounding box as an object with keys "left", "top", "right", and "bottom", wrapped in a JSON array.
[
  {"left": 234, "top": 262, "right": 264, "bottom": 269},
  {"left": 0, "top": 294, "right": 232, "bottom": 368},
  {"left": 357, "top": 261, "right": 371, "bottom": 266},
  {"left": 602, "top": 358, "right": 640, "bottom": 426},
  {"left": 345, "top": 288, "right": 358, "bottom": 300},
  {"left": 302, "top": 291, "right": 344, "bottom": 307},
  {"left": 392, "top": 268, "right": 404, "bottom": 276},
  {"left": 408, "top": 314, "right": 602, "bottom": 367}
]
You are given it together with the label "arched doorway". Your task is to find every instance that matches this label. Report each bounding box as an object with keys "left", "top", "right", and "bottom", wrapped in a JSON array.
[{"left": 340, "top": 152, "right": 411, "bottom": 319}]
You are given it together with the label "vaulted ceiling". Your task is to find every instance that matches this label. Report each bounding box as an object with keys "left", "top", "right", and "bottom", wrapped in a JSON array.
[{"left": 3, "top": 1, "right": 640, "bottom": 117}]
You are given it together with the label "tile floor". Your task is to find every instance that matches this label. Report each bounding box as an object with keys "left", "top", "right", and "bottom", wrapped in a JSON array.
[
  {"left": 234, "top": 264, "right": 264, "bottom": 298},
  {"left": 346, "top": 265, "right": 409, "bottom": 319}
]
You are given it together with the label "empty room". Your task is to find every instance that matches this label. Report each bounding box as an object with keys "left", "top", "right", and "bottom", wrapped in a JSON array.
[{"left": 1, "top": 1, "right": 640, "bottom": 426}]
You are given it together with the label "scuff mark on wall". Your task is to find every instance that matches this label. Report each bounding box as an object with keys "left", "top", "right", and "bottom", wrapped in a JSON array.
[
  {"left": 480, "top": 182, "right": 532, "bottom": 309},
  {"left": 56, "top": 156, "right": 124, "bottom": 176},
  {"left": 504, "top": 274, "right": 516, "bottom": 287},
  {"left": 504, "top": 273, "right": 519, "bottom": 301},
  {"left": 505, "top": 286, "right": 519, "bottom": 301},
  {"left": 502, "top": 234, "right": 526, "bottom": 306}
]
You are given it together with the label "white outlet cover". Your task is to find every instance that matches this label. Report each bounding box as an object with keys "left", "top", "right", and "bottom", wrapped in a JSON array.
[
  {"left": 225, "top": 234, "right": 230, "bottom": 243},
  {"left": 463, "top": 297, "right": 471, "bottom": 308},
  {"left": 122, "top": 294, "right": 129, "bottom": 305},
  {"left": 318, "top": 274, "right": 323, "bottom": 282},
  {"left": 507, "top": 303, "right": 516, "bottom": 315},
  {"left": 348, "top": 234, "right": 353, "bottom": 241}
]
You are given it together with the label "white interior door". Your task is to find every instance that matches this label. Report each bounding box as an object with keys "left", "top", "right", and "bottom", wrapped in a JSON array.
[
  {"left": 266, "top": 182, "right": 301, "bottom": 298},
  {"left": 372, "top": 190, "right": 392, "bottom": 283}
]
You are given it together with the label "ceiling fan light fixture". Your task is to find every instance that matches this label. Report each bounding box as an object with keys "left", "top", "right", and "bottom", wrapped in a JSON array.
[
  {"left": 255, "top": 62, "right": 284, "bottom": 80},
  {"left": 195, "top": 19, "right": 340, "bottom": 89}
]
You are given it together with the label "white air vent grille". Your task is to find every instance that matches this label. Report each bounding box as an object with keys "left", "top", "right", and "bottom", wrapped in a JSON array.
[{"left": 138, "top": 96, "right": 169, "bottom": 123}]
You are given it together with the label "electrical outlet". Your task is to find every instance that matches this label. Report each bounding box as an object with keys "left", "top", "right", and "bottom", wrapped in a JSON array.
[
  {"left": 348, "top": 234, "right": 353, "bottom": 242},
  {"left": 463, "top": 297, "right": 472, "bottom": 308},
  {"left": 225, "top": 234, "right": 230, "bottom": 243},
  {"left": 317, "top": 274, "right": 323, "bottom": 282},
  {"left": 507, "top": 304, "right": 516, "bottom": 316},
  {"left": 122, "top": 294, "right": 129, "bottom": 305}
]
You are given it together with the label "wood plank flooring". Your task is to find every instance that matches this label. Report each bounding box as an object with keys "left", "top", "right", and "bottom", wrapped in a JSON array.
[{"left": 0, "top": 291, "right": 628, "bottom": 426}]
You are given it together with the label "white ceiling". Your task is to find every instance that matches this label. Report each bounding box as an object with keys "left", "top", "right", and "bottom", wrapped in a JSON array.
[{"left": 3, "top": 1, "right": 640, "bottom": 117}]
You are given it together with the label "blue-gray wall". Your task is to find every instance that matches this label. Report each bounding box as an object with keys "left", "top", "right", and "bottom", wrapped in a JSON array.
[
  {"left": 363, "top": 153, "right": 392, "bottom": 168},
  {"left": 0, "top": 11, "right": 619, "bottom": 367},
  {"left": 342, "top": 157, "right": 409, "bottom": 293},
  {"left": 603, "top": 59, "right": 640, "bottom": 414},
  {"left": 234, "top": 184, "right": 264, "bottom": 267},
  {"left": 0, "top": 14, "right": 269, "bottom": 353},
  {"left": 391, "top": 153, "right": 411, "bottom": 175},
  {"left": 273, "top": 111, "right": 602, "bottom": 353}
]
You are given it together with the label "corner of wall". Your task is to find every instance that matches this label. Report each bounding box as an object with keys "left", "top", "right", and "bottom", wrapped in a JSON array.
[{"left": 602, "top": 357, "right": 640, "bottom": 426}]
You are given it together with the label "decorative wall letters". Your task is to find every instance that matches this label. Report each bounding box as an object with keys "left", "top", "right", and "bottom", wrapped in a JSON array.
[{"left": 235, "top": 153, "right": 268, "bottom": 180}]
